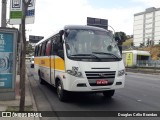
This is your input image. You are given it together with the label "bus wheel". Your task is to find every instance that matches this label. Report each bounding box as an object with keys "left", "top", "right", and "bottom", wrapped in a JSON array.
[
  {"left": 39, "top": 72, "right": 45, "bottom": 85},
  {"left": 57, "top": 80, "right": 67, "bottom": 101},
  {"left": 103, "top": 90, "right": 115, "bottom": 98}
]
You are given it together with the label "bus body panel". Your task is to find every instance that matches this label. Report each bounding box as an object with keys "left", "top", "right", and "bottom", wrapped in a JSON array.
[
  {"left": 34, "top": 25, "right": 125, "bottom": 94},
  {"left": 62, "top": 59, "right": 125, "bottom": 91},
  {"left": 34, "top": 56, "right": 65, "bottom": 85},
  {"left": 35, "top": 56, "right": 125, "bottom": 92}
]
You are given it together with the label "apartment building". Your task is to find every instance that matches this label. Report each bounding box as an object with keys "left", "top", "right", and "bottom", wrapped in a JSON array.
[{"left": 133, "top": 7, "right": 160, "bottom": 46}]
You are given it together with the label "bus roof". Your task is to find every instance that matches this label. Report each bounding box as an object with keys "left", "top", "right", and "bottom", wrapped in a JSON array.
[
  {"left": 35, "top": 25, "right": 108, "bottom": 46},
  {"left": 64, "top": 25, "right": 108, "bottom": 31}
]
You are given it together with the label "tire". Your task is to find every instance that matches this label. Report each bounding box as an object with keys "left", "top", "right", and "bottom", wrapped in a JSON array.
[
  {"left": 57, "top": 80, "right": 67, "bottom": 101},
  {"left": 39, "top": 72, "right": 45, "bottom": 85},
  {"left": 103, "top": 90, "right": 115, "bottom": 98},
  {"left": 31, "top": 64, "right": 34, "bottom": 68}
]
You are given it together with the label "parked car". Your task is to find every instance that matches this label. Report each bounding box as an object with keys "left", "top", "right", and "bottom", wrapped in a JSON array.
[{"left": 30, "top": 56, "right": 34, "bottom": 68}]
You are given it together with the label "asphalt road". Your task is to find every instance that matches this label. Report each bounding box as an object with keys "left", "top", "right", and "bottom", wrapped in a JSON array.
[{"left": 26, "top": 64, "right": 160, "bottom": 120}]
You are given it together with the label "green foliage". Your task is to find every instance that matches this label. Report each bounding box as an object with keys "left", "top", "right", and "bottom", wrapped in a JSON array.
[
  {"left": 139, "top": 43, "right": 144, "bottom": 47},
  {"left": 26, "top": 42, "right": 34, "bottom": 55},
  {"left": 130, "top": 41, "right": 134, "bottom": 47},
  {"left": 115, "top": 31, "right": 127, "bottom": 44},
  {"left": 122, "top": 38, "right": 133, "bottom": 46},
  {"left": 122, "top": 38, "right": 134, "bottom": 50}
]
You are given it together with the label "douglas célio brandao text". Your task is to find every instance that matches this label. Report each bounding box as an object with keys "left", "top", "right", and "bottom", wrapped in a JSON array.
[{"left": 118, "top": 112, "right": 158, "bottom": 117}]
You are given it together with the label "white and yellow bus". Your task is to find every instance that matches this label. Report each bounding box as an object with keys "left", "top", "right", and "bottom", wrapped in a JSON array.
[{"left": 34, "top": 25, "right": 125, "bottom": 101}]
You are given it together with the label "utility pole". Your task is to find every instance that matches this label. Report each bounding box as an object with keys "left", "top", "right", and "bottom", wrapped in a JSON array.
[
  {"left": 1, "top": 0, "right": 7, "bottom": 27},
  {"left": 19, "top": 0, "right": 31, "bottom": 112}
]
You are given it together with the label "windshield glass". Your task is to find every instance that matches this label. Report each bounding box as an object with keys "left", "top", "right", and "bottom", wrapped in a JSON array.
[{"left": 65, "top": 29, "right": 121, "bottom": 60}]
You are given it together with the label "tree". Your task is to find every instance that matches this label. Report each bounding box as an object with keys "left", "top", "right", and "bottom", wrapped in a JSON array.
[
  {"left": 139, "top": 42, "right": 144, "bottom": 47},
  {"left": 146, "top": 38, "right": 150, "bottom": 46},
  {"left": 151, "top": 40, "right": 154, "bottom": 46},
  {"left": 115, "top": 31, "right": 127, "bottom": 45},
  {"left": 26, "top": 42, "right": 34, "bottom": 55},
  {"left": 131, "top": 41, "right": 134, "bottom": 47},
  {"left": 19, "top": 0, "right": 32, "bottom": 112}
]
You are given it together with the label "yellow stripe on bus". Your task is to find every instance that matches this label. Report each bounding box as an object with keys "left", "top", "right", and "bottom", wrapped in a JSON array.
[
  {"left": 34, "top": 57, "right": 65, "bottom": 71},
  {"left": 51, "top": 58, "right": 65, "bottom": 70}
]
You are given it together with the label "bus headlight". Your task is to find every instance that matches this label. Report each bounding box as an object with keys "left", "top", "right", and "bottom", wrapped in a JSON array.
[
  {"left": 67, "top": 70, "right": 83, "bottom": 78},
  {"left": 118, "top": 69, "right": 125, "bottom": 76}
]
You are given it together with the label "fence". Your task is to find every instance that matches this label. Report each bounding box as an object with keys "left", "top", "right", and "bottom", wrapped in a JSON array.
[{"left": 137, "top": 60, "right": 160, "bottom": 68}]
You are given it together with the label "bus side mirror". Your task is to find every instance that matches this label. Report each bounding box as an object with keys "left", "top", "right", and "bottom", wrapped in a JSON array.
[
  {"left": 59, "top": 30, "right": 64, "bottom": 36},
  {"left": 118, "top": 45, "right": 122, "bottom": 55},
  {"left": 114, "top": 34, "right": 122, "bottom": 54},
  {"left": 115, "top": 36, "right": 122, "bottom": 41}
]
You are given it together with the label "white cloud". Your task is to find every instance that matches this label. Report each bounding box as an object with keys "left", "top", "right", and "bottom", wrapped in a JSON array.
[
  {"left": 1, "top": 0, "right": 160, "bottom": 39},
  {"left": 26, "top": 0, "right": 144, "bottom": 39},
  {"left": 132, "top": 0, "right": 160, "bottom": 8}
]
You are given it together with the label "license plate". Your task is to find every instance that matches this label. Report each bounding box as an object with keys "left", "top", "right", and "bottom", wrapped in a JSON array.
[{"left": 96, "top": 80, "right": 108, "bottom": 85}]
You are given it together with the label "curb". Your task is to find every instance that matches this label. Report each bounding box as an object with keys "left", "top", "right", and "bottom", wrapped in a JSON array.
[
  {"left": 126, "top": 68, "right": 160, "bottom": 75},
  {"left": 26, "top": 68, "right": 40, "bottom": 120}
]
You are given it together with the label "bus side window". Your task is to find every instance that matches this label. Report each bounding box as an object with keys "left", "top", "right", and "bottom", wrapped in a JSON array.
[
  {"left": 41, "top": 42, "right": 47, "bottom": 56},
  {"left": 51, "top": 42, "right": 58, "bottom": 55},
  {"left": 38, "top": 44, "right": 42, "bottom": 56},
  {"left": 36, "top": 47, "right": 38, "bottom": 56},
  {"left": 35, "top": 46, "right": 38, "bottom": 56},
  {"left": 37, "top": 46, "right": 39, "bottom": 56},
  {"left": 46, "top": 40, "right": 52, "bottom": 56},
  {"left": 51, "top": 36, "right": 64, "bottom": 59},
  {"left": 56, "top": 35, "right": 64, "bottom": 59},
  {"left": 51, "top": 37, "right": 57, "bottom": 55},
  {"left": 34, "top": 46, "right": 37, "bottom": 56}
]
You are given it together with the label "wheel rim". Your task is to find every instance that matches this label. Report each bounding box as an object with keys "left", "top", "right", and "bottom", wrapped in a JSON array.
[{"left": 57, "top": 82, "right": 62, "bottom": 98}]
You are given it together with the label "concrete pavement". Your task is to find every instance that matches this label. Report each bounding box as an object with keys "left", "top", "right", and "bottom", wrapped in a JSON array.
[{"left": 0, "top": 70, "right": 39, "bottom": 120}]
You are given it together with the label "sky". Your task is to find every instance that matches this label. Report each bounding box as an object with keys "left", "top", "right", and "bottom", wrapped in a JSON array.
[{"left": 0, "top": 0, "right": 160, "bottom": 39}]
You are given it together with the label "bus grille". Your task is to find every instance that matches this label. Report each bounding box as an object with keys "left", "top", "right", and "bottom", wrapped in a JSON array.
[{"left": 85, "top": 71, "right": 116, "bottom": 86}]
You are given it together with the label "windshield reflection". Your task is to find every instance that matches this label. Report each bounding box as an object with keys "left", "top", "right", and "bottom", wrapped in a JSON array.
[{"left": 65, "top": 29, "right": 121, "bottom": 59}]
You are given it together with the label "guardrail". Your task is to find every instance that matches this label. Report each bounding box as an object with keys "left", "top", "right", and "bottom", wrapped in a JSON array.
[
  {"left": 136, "top": 60, "right": 160, "bottom": 68},
  {"left": 125, "top": 60, "right": 160, "bottom": 74},
  {"left": 126, "top": 67, "right": 160, "bottom": 74}
]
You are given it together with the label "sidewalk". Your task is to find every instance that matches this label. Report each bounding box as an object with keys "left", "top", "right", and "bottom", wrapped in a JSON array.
[{"left": 0, "top": 72, "right": 39, "bottom": 120}]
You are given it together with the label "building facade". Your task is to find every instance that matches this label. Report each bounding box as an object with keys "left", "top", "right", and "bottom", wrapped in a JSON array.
[{"left": 133, "top": 7, "right": 160, "bottom": 46}]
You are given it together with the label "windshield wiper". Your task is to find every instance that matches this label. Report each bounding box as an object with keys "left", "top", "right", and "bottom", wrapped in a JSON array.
[
  {"left": 70, "top": 54, "right": 101, "bottom": 60},
  {"left": 92, "top": 52, "right": 121, "bottom": 59}
]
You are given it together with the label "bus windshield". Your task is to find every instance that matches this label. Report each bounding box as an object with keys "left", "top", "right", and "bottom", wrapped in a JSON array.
[{"left": 65, "top": 29, "right": 121, "bottom": 60}]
